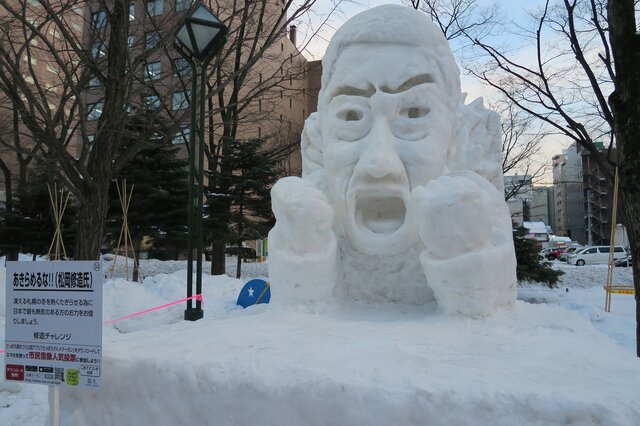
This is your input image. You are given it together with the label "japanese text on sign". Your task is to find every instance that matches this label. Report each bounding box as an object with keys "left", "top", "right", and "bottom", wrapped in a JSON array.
[{"left": 4, "top": 261, "right": 103, "bottom": 389}]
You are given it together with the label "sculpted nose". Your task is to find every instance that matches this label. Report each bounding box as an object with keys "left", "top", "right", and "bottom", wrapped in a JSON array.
[{"left": 356, "top": 127, "right": 404, "bottom": 180}]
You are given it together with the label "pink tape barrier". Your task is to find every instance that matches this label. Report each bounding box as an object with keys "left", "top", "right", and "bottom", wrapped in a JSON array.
[
  {"left": 104, "top": 294, "right": 204, "bottom": 325},
  {"left": 0, "top": 295, "right": 203, "bottom": 354}
]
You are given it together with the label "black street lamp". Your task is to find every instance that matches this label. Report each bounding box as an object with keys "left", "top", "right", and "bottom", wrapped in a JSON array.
[{"left": 174, "top": 3, "right": 228, "bottom": 321}]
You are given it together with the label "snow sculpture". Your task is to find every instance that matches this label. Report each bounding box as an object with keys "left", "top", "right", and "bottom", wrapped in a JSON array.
[{"left": 268, "top": 4, "right": 516, "bottom": 316}]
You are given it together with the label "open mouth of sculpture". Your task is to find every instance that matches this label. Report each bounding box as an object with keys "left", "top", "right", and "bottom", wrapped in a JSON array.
[{"left": 354, "top": 195, "right": 407, "bottom": 235}]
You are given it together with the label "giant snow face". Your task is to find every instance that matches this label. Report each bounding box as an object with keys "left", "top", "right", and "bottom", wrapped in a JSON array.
[
  {"left": 320, "top": 44, "right": 452, "bottom": 256},
  {"left": 268, "top": 5, "right": 517, "bottom": 316}
]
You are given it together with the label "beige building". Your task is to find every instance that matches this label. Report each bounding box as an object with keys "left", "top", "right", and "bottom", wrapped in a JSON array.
[
  {"left": 552, "top": 144, "right": 585, "bottom": 243},
  {"left": 1, "top": 0, "right": 319, "bottom": 210},
  {"left": 0, "top": 0, "right": 84, "bottom": 206}
]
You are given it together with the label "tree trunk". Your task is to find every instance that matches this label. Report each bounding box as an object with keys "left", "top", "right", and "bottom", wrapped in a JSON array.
[
  {"left": 71, "top": 0, "right": 128, "bottom": 261},
  {"left": 0, "top": 159, "right": 17, "bottom": 261},
  {"left": 236, "top": 241, "right": 242, "bottom": 279},
  {"left": 607, "top": 0, "right": 640, "bottom": 356},
  {"left": 210, "top": 241, "right": 226, "bottom": 275},
  {"left": 619, "top": 184, "right": 640, "bottom": 355},
  {"left": 74, "top": 186, "right": 109, "bottom": 260}
]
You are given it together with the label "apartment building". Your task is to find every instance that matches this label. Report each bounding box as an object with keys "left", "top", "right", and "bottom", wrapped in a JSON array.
[
  {"left": 504, "top": 174, "right": 533, "bottom": 225},
  {"left": 84, "top": 0, "right": 312, "bottom": 166},
  {"left": 529, "top": 186, "right": 553, "bottom": 230},
  {"left": 0, "top": 0, "right": 85, "bottom": 207},
  {"left": 0, "top": 0, "right": 316, "bottom": 213},
  {"left": 579, "top": 142, "right": 620, "bottom": 245},
  {"left": 552, "top": 144, "right": 585, "bottom": 243},
  {"left": 551, "top": 141, "right": 624, "bottom": 245}
]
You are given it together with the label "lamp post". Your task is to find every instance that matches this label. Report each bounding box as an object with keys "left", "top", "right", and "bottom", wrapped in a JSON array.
[{"left": 174, "top": 2, "right": 228, "bottom": 321}]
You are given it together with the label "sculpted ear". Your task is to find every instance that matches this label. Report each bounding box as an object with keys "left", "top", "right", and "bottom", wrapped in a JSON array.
[
  {"left": 301, "top": 112, "right": 325, "bottom": 179},
  {"left": 451, "top": 97, "right": 504, "bottom": 193}
]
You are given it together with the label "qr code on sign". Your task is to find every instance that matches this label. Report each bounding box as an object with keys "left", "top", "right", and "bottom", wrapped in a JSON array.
[{"left": 55, "top": 368, "right": 64, "bottom": 382}]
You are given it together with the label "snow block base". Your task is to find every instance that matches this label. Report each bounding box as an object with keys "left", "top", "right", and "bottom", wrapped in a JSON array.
[{"left": 59, "top": 302, "right": 640, "bottom": 426}]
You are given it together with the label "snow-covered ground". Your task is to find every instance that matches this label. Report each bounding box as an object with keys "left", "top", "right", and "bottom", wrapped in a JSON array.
[{"left": 1, "top": 258, "right": 639, "bottom": 425}]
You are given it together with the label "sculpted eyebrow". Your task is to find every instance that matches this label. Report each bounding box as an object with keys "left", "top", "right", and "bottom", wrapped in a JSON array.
[
  {"left": 381, "top": 73, "right": 434, "bottom": 94},
  {"left": 331, "top": 83, "right": 376, "bottom": 99}
]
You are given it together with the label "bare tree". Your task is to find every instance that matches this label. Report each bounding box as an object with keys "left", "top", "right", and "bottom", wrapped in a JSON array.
[
  {"left": 0, "top": 0, "right": 197, "bottom": 259},
  {"left": 201, "top": 0, "right": 346, "bottom": 275},
  {"left": 409, "top": 1, "right": 548, "bottom": 201},
  {"left": 415, "top": 0, "right": 640, "bottom": 357},
  {"left": 411, "top": 0, "right": 500, "bottom": 44},
  {"left": 497, "top": 99, "right": 547, "bottom": 201},
  {"left": 469, "top": 0, "right": 640, "bottom": 356},
  {"left": 606, "top": 0, "right": 640, "bottom": 356}
]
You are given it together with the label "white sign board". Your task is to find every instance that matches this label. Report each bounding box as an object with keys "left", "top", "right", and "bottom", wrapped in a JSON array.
[{"left": 4, "top": 261, "right": 102, "bottom": 388}]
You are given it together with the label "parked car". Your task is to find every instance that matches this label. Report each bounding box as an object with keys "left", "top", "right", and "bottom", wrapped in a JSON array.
[
  {"left": 568, "top": 245, "right": 628, "bottom": 266},
  {"left": 615, "top": 255, "right": 633, "bottom": 267},
  {"left": 559, "top": 246, "right": 583, "bottom": 262},
  {"left": 538, "top": 248, "right": 554, "bottom": 260},
  {"left": 546, "top": 247, "right": 566, "bottom": 260},
  {"left": 224, "top": 246, "right": 257, "bottom": 260}
]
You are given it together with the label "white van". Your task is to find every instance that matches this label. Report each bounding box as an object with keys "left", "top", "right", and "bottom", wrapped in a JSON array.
[{"left": 568, "top": 246, "right": 628, "bottom": 266}]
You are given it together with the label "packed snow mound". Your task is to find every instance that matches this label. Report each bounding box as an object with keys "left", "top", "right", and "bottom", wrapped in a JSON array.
[
  {"left": 1, "top": 259, "right": 639, "bottom": 425},
  {"left": 59, "top": 299, "right": 640, "bottom": 426}
]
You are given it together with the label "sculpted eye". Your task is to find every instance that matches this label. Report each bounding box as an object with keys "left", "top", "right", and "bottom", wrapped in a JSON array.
[
  {"left": 337, "top": 109, "right": 364, "bottom": 122},
  {"left": 399, "top": 106, "right": 429, "bottom": 119}
]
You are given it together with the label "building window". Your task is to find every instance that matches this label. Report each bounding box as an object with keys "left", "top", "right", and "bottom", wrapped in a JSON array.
[
  {"left": 258, "top": 99, "right": 261, "bottom": 112},
  {"left": 145, "top": 32, "right": 160, "bottom": 50},
  {"left": 258, "top": 127, "right": 261, "bottom": 138},
  {"left": 302, "top": 88, "right": 306, "bottom": 97},
  {"left": 147, "top": 0, "right": 164, "bottom": 16},
  {"left": 280, "top": 42, "right": 283, "bottom": 52},
  {"left": 289, "top": 98, "right": 292, "bottom": 108},
  {"left": 87, "top": 102, "right": 103, "bottom": 120},
  {"left": 173, "top": 58, "right": 190, "bottom": 76},
  {"left": 129, "top": 2, "right": 135, "bottom": 20},
  {"left": 172, "top": 125, "right": 189, "bottom": 144},
  {"left": 176, "top": 0, "right": 191, "bottom": 11},
  {"left": 142, "top": 95, "right": 160, "bottom": 110},
  {"left": 89, "top": 75, "right": 102, "bottom": 88},
  {"left": 172, "top": 90, "right": 190, "bottom": 110},
  {"left": 144, "top": 61, "right": 161, "bottom": 81},
  {"left": 92, "top": 10, "right": 107, "bottom": 28},
  {"left": 91, "top": 40, "right": 107, "bottom": 58}
]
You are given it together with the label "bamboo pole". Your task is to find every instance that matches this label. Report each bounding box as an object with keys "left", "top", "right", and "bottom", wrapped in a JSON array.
[
  {"left": 109, "top": 180, "right": 141, "bottom": 282},
  {"left": 47, "top": 183, "right": 69, "bottom": 261},
  {"left": 604, "top": 168, "right": 619, "bottom": 312}
]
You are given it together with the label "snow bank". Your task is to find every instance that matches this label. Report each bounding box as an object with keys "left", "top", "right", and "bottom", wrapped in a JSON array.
[
  {"left": 58, "top": 299, "right": 640, "bottom": 426},
  {"left": 2, "top": 260, "right": 640, "bottom": 426}
]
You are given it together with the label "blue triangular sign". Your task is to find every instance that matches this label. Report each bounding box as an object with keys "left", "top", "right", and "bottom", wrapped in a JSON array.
[{"left": 237, "top": 279, "right": 271, "bottom": 308}]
